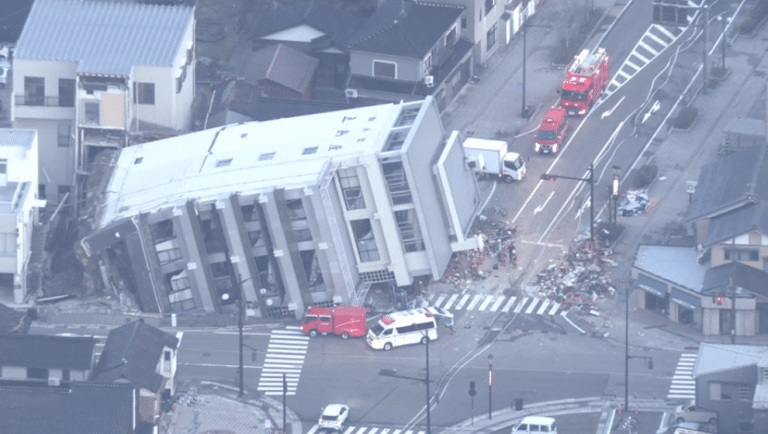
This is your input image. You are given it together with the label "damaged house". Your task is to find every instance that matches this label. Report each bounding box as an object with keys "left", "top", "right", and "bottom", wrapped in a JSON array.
[{"left": 80, "top": 97, "right": 482, "bottom": 319}]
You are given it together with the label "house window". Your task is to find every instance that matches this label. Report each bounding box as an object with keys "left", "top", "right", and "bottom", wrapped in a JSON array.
[
  {"left": 373, "top": 60, "right": 396, "bottom": 79},
  {"left": 487, "top": 24, "right": 498, "bottom": 49},
  {"left": 395, "top": 209, "right": 425, "bottom": 252},
  {"left": 0, "top": 159, "right": 6, "bottom": 174},
  {"left": 446, "top": 26, "right": 457, "bottom": 47},
  {"left": 58, "top": 79, "right": 75, "bottom": 107},
  {"left": 241, "top": 204, "right": 259, "bottom": 222},
  {"left": 170, "top": 276, "right": 190, "bottom": 293},
  {"left": 302, "top": 147, "right": 318, "bottom": 155},
  {"left": 216, "top": 158, "right": 232, "bottom": 167},
  {"left": 186, "top": 46, "right": 194, "bottom": 65},
  {"left": 724, "top": 248, "right": 759, "bottom": 261},
  {"left": 27, "top": 367, "right": 48, "bottom": 379},
  {"left": 24, "top": 77, "right": 45, "bottom": 106},
  {"left": 164, "top": 350, "right": 172, "bottom": 361},
  {"left": 259, "top": 152, "right": 275, "bottom": 161},
  {"left": 85, "top": 101, "right": 99, "bottom": 124},
  {"left": 351, "top": 219, "right": 380, "bottom": 262},
  {"left": 58, "top": 124, "right": 71, "bottom": 147},
  {"left": 485, "top": 0, "right": 495, "bottom": 15},
  {"left": 337, "top": 167, "right": 365, "bottom": 210},
  {"left": 157, "top": 247, "right": 182, "bottom": 264},
  {"left": 134, "top": 82, "right": 155, "bottom": 105},
  {"left": 711, "top": 382, "right": 735, "bottom": 400},
  {"left": 286, "top": 199, "right": 312, "bottom": 242},
  {"left": 462, "top": 15, "right": 467, "bottom": 29},
  {"left": 176, "top": 65, "right": 187, "bottom": 94},
  {"left": 38, "top": 185, "right": 45, "bottom": 200},
  {"left": 62, "top": 370, "right": 70, "bottom": 381},
  {"left": 381, "top": 158, "right": 412, "bottom": 205},
  {"left": 424, "top": 54, "right": 432, "bottom": 74},
  {"left": 739, "top": 385, "right": 750, "bottom": 401}
]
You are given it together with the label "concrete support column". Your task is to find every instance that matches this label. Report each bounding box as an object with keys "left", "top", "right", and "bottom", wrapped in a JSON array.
[{"left": 174, "top": 201, "right": 217, "bottom": 312}]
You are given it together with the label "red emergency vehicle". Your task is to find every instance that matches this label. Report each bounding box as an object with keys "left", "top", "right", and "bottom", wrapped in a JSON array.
[
  {"left": 301, "top": 306, "right": 367, "bottom": 339},
  {"left": 560, "top": 47, "right": 610, "bottom": 115},
  {"left": 535, "top": 107, "right": 569, "bottom": 154}
]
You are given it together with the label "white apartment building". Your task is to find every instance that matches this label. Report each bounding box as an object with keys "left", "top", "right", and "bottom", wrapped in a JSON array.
[
  {"left": 82, "top": 97, "right": 482, "bottom": 318},
  {"left": 11, "top": 0, "right": 195, "bottom": 207},
  {"left": 0, "top": 129, "right": 43, "bottom": 304}
]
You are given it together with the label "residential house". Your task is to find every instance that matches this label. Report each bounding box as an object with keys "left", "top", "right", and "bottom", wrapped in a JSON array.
[
  {"left": 0, "top": 380, "right": 137, "bottom": 434},
  {"left": 0, "top": 334, "right": 96, "bottom": 383},
  {"left": 239, "top": 43, "right": 319, "bottom": 100},
  {"left": 90, "top": 319, "right": 180, "bottom": 426},
  {"left": 0, "top": 129, "right": 43, "bottom": 305},
  {"left": 692, "top": 343, "right": 768, "bottom": 434},
  {"left": 249, "top": 0, "right": 367, "bottom": 88},
  {"left": 346, "top": 0, "right": 474, "bottom": 112},
  {"left": 12, "top": 0, "right": 195, "bottom": 207},
  {"left": 80, "top": 97, "right": 482, "bottom": 319}
]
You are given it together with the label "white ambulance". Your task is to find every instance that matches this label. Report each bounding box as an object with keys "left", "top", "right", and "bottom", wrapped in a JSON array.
[{"left": 367, "top": 308, "right": 439, "bottom": 350}]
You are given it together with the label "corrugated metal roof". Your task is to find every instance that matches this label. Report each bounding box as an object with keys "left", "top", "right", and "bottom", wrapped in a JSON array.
[
  {"left": 15, "top": 0, "right": 194, "bottom": 77},
  {"left": 693, "top": 343, "right": 768, "bottom": 377},
  {"left": 633, "top": 245, "right": 707, "bottom": 291}
]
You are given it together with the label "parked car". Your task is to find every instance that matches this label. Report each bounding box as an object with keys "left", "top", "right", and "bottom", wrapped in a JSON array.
[
  {"left": 318, "top": 404, "right": 349, "bottom": 431},
  {"left": 674, "top": 400, "right": 718, "bottom": 424}
]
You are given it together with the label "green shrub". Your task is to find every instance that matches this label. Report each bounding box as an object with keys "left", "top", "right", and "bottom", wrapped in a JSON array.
[
  {"left": 634, "top": 164, "right": 658, "bottom": 189},
  {"left": 674, "top": 107, "right": 698, "bottom": 130}
]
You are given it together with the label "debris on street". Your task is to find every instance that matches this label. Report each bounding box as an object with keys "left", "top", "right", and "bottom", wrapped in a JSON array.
[{"left": 618, "top": 189, "right": 650, "bottom": 217}]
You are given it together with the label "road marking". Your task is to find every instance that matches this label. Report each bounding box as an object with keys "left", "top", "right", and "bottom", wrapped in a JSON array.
[
  {"left": 466, "top": 294, "right": 484, "bottom": 310},
  {"left": 638, "top": 40, "right": 658, "bottom": 55},
  {"left": 442, "top": 293, "right": 459, "bottom": 310},
  {"left": 534, "top": 191, "right": 555, "bottom": 215},
  {"left": 536, "top": 299, "right": 551, "bottom": 315},
  {"left": 513, "top": 297, "right": 528, "bottom": 313},
  {"left": 490, "top": 296, "right": 507, "bottom": 312},
  {"left": 478, "top": 295, "right": 495, "bottom": 311},
  {"left": 601, "top": 95, "right": 625, "bottom": 119},
  {"left": 653, "top": 23, "right": 677, "bottom": 39},
  {"left": 667, "top": 352, "right": 698, "bottom": 400},
  {"left": 525, "top": 298, "right": 539, "bottom": 314},
  {"left": 181, "top": 362, "right": 262, "bottom": 369},
  {"left": 548, "top": 302, "right": 560, "bottom": 316},
  {"left": 454, "top": 294, "right": 471, "bottom": 310},
  {"left": 645, "top": 30, "right": 668, "bottom": 46},
  {"left": 433, "top": 293, "right": 447, "bottom": 307},
  {"left": 258, "top": 328, "right": 308, "bottom": 396},
  {"left": 502, "top": 296, "right": 517, "bottom": 313}
]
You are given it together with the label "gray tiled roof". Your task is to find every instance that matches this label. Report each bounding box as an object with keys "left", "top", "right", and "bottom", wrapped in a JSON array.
[
  {"left": 349, "top": 0, "right": 464, "bottom": 58},
  {"left": 14, "top": 0, "right": 194, "bottom": 77},
  {"left": 242, "top": 44, "right": 319, "bottom": 94},
  {"left": 703, "top": 202, "right": 768, "bottom": 247},
  {"left": 693, "top": 343, "right": 768, "bottom": 377},
  {"left": 701, "top": 261, "right": 768, "bottom": 298},
  {"left": 689, "top": 146, "right": 768, "bottom": 221},
  {"left": 0, "top": 334, "right": 96, "bottom": 370},
  {"left": 633, "top": 245, "right": 707, "bottom": 291},
  {"left": 0, "top": 129, "right": 36, "bottom": 150}
]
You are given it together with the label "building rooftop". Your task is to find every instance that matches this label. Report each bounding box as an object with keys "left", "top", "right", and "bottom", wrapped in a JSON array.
[
  {"left": 0, "top": 128, "right": 36, "bottom": 150},
  {"left": 633, "top": 245, "right": 708, "bottom": 291},
  {"left": 693, "top": 343, "right": 768, "bottom": 377},
  {"left": 14, "top": 0, "right": 194, "bottom": 77},
  {"left": 100, "top": 101, "right": 423, "bottom": 225},
  {"left": 0, "top": 334, "right": 96, "bottom": 371}
]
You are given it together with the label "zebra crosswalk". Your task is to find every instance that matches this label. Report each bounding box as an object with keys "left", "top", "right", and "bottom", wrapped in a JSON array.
[
  {"left": 257, "top": 326, "right": 309, "bottom": 396},
  {"left": 306, "top": 425, "right": 427, "bottom": 434},
  {"left": 425, "top": 292, "right": 565, "bottom": 317},
  {"left": 667, "top": 352, "right": 698, "bottom": 400}
]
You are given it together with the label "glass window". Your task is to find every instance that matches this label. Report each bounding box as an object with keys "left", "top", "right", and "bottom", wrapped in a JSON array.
[
  {"left": 486, "top": 24, "right": 497, "bottom": 49},
  {"left": 381, "top": 158, "right": 412, "bottom": 205},
  {"left": 58, "top": 79, "right": 75, "bottom": 107},
  {"left": 24, "top": 77, "right": 45, "bottom": 106},
  {"left": 84, "top": 101, "right": 99, "bottom": 124},
  {"left": 485, "top": 0, "right": 495, "bottom": 15},
  {"left": 725, "top": 248, "right": 759, "bottom": 261},
  {"left": 395, "top": 210, "right": 425, "bottom": 252},
  {"left": 58, "top": 124, "right": 71, "bottom": 147},
  {"left": 338, "top": 168, "right": 365, "bottom": 210},
  {"left": 351, "top": 219, "right": 380, "bottom": 262},
  {"left": 373, "top": 61, "right": 396, "bottom": 79},
  {"left": 134, "top": 82, "right": 155, "bottom": 105},
  {"left": 446, "top": 26, "right": 457, "bottom": 46},
  {"left": 0, "top": 159, "right": 6, "bottom": 174}
]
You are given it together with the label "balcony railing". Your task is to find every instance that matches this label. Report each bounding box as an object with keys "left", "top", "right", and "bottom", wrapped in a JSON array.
[{"left": 15, "top": 95, "right": 74, "bottom": 107}]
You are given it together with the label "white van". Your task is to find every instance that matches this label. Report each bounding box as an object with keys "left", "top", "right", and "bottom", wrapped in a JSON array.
[
  {"left": 512, "top": 416, "right": 557, "bottom": 434},
  {"left": 367, "top": 308, "right": 438, "bottom": 350}
]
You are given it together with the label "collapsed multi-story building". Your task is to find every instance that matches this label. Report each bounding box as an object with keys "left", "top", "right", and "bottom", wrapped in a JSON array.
[{"left": 81, "top": 97, "right": 482, "bottom": 319}]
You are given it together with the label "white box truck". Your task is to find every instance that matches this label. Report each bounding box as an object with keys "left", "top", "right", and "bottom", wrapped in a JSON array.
[{"left": 462, "top": 137, "right": 526, "bottom": 183}]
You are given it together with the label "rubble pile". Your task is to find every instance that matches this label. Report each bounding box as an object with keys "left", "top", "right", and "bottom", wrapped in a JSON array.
[{"left": 533, "top": 237, "right": 619, "bottom": 315}]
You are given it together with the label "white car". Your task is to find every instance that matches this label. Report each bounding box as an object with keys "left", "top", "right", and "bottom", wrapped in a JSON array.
[{"left": 318, "top": 403, "right": 349, "bottom": 431}]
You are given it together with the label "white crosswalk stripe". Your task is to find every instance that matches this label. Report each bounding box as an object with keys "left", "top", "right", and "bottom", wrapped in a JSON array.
[
  {"left": 257, "top": 326, "right": 308, "bottom": 396},
  {"left": 667, "top": 352, "right": 698, "bottom": 400},
  {"left": 425, "top": 293, "right": 568, "bottom": 317},
  {"left": 309, "top": 427, "right": 426, "bottom": 434}
]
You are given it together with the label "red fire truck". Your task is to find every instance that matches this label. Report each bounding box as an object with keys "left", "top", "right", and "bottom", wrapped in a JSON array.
[
  {"left": 560, "top": 47, "right": 610, "bottom": 116},
  {"left": 300, "top": 306, "right": 367, "bottom": 339},
  {"left": 535, "top": 107, "right": 569, "bottom": 154}
]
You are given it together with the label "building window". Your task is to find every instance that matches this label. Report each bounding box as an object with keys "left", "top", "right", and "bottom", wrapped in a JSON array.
[
  {"left": 62, "top": 370, "right": 70, "bottom": 381},
  {"left": 0, "top": 159, "right": 6, "bottom": 174},
  {"left": 58, "top": 79, "right": 75, "bottom": 107},
  {"left": 84, "top": 101, "right": 99, "bottom": 124},
  {"left": 462, "top": 15, "right": 467, "bottom": 29},
  {"left": 24, "top": 77, "right": 45, "bottom": 106},
  {"left": 446, "top": 26, "right": 457, "bottom": 47},
  {"left": 351, "top": 219, "right": 380, "bottom": 262},
  {"left": 487, "top": 23, "right": 498, "bottom": 49},
  {"left": 485, "top": 0, "right": 495, "bottom": 15},
  {"left": 27, "top": 367, "right": 48, "bottom": 379},
  {"left": 302, "top": 147, "right": 318, "bottom": 155},
  {"left": 381, "top": 158, "right": 412, "bottom": 205},
  {"left": 157, "top": 247, "right": 182, "bottom": 264},
  {"left": 176, "top": 65, "right": 187, "bottom": 94},
  {"left": 134, "top": 82, "right": 155, "bottom": 105},
  {"left": 216, "top": 158, "right": 232, "bottom": 167},
  {"left": 58, "top": 124, "right": 71, "bottom": 147},
  {"left": 395, "top": 209, "right": 425, "bottom": 252},
  {"left": 259, "top": 152, "right": 275, "bottom": 161},
  {"left": 725, "top": 248, "right": 759, "bottom": 261},
  {"left": 38, "top": 185, "right": 45, "bottom": 200},
  {"left": 337, "top": 168, "right": 365, "bottom": 210},
  {"left": 170, "top": 276, "right": 190, "bottom": 293},
  {"left": 373, "top": 60, "right": 396, "bottom": 79},
  {"left": 301, "top": 250, "right": 325, "bottom": 292},
  {"left": 424, "top": 54, "right": 432, "bottom": 74},
  {"left": 286, "top": 199, "right": 311, "bottom": 242},
  {"left": 739, "top": 385, "right": 750, "bottom": 401},
  {"left": 241, "top": 204, "right": 259, "bottom": 222}
]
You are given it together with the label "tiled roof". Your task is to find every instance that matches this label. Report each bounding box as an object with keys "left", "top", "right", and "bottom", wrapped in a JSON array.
[
  {"left": 0, "top": 380, "right": 135, "bottom": 434},
  {"left": 693, "top": 343, "right": 768, "bottom": 377},
  {"left": 91, "top": 319, "right": 178, "bottom": 392},
  {"left": 14, "top": 0, "right": 194, "bottom": 77},
  {"left": 348, "top": 0, "right": 464, "bottom": 58},
  {"left": 633, "top": 245, "right": 707, "bottom": 291},
  {"left": 0, "top": 334, "right": 96, "bottom": 370},
  {"left": 0, "top": 0, "right": 34, "bottom": 43},
  {"left": 347, "top": 74, "right": 423, "bottom": 95},
  {"left": 241, "top": 44, "right": 319, "bottom": 94},
  {"left": 703, "top": 202, "right": 768, "bottom": 247},
  {"left": 250, "top": 0, "right": 367, "bottom": 50},
  {"left": 701, "top": 261, "right": 768, "bottom": 299}
]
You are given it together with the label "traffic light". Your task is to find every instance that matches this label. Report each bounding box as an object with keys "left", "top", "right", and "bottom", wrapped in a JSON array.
[
  {"left": 612, "top": 175, "right": 620, "bottom": 197},
  {"left": 716, "top": 296, "right": 724, "bottom": 305},
  {"left": 648, "top": 359, "right": 654, "bottom": 370},
  {"left": 541, "top": 174, "right": 557, "bottom": 181},
  {"left": 469, "top": 381, "right": 476, "bottom": 397}
]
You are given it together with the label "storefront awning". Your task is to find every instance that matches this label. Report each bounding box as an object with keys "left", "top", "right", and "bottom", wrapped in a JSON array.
[
  {"left": 670, "top": 288, "right": 699, "bottom": 310},
  {"left": 637, "top": 274, "right": 668, "bottom": 297}
]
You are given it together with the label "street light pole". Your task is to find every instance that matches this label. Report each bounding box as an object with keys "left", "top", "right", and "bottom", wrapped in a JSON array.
[
  {"left": 425, "top": 336, "right": 432, "bottom": 434},
  {"left": 702, "top": 5, "right": 709, "bottom": 93},
  {"left": 625, "top": 284, "right": 630, "bottom": 412},
  {"left": 717, "top": 16, "right": 728, "bottom": 70},
  {"left": 522, "top": 21, "right": 527, "bottom": 118},
  {"left": 589, "top": 163, "right": 595, "bottom": 242},
  {"left": 283, "top": 373, "right": 287, "bottom": 434},
  {"left": 238, "top": 292, "right": 244, "bottom": 398},
  {"left": 487, "top": 354, "right": 493, "bottom": 420}
]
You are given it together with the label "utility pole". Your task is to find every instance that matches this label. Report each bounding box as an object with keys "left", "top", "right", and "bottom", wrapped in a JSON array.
[
  {"left": 702, "top": 5, "right": 709, "bottom": 93},
  {"left": 541, "top": 163, "right": 595, "bottom": 241},
  {"left": 425, "top": 336, "right": 432, "bottom": 434},
  {"left": 730, "top": 236, "right": 736, "bottom": 344}
]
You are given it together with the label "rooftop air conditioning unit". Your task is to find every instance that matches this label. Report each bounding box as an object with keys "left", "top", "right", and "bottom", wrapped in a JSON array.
[
  {"left": 345, "top": 88, "right": 358, "bottom": 98},
  {"left": 424, "top": 75, "right": 434, "bottom": 88}
]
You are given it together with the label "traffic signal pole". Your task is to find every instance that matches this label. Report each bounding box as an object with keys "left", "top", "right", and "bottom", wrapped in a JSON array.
[{"left": 541, "top": 163, "right": 595, "bottom": 241}]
